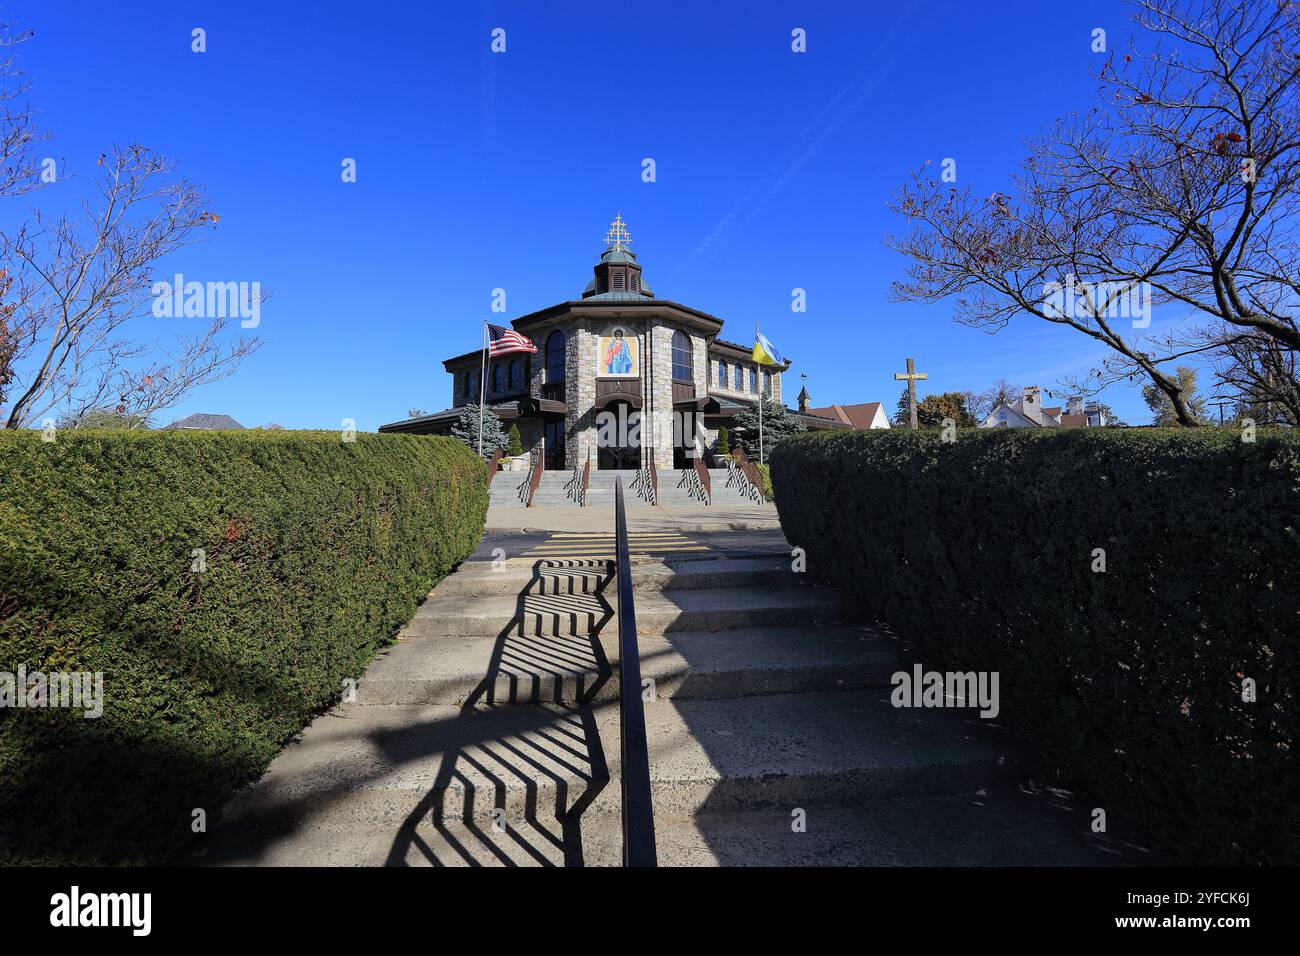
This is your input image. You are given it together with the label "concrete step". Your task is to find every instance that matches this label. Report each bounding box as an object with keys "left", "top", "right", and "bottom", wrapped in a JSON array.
[
  {"left": 398, "top": 584, "right": 844, "bottom": 639},
  {"left": 212, "top": 688, "right": 1020, "bottom": 835},
  {"left": 356, "top": 623, "right": 899, "bottom": 706},
  {"left": 197, "top": 789, "right": 1140, "bottom": 867},
  {"left": 431, "top": 556, "right": 796, "bottom": 598}
]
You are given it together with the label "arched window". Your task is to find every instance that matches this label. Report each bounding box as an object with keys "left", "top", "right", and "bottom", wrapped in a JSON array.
[
  {"left": 717, "top": 360, "right": 727, "bottom": 388},
  {"left": 545, "top": 331, "right": 566, "bottom": 383},
  {"left": 510, "top": 358, "right": 523, "bottom": 391},
  {"left": 630, "top": 273, "right": 639, "bottom": 292},
  {"left": 763, "top": 369, "right": 773, "bottom": 395},
  {"left": 749, "top": 367, "right": 758, "bottom": 393},
  {"left": 492, "top": 363, "right": 504, "bottom": 393},
  {"left": 671, "top": 330, "right": 693, "bottom": 382},
  {"left": 612, "top": 271, "right": 625, "bottom": 291},
  {"left": 465, "top": 368, "right": 479, "bottom": 402}
]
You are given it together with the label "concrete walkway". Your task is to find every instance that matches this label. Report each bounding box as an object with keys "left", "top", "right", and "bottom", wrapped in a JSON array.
[
  {"left": 486, "top": 501, "right": 782, "bottom": 533},
  {"left": 194, "top": 524, "right": 1153, "bottom": 867}
]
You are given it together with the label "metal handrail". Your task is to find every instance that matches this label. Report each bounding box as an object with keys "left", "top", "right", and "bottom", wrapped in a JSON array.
[
  {"left": 580, "top": 448, "right": 591, "bottom": 507},
  {"left": 724, "top": 458, "right": 763, "bottom": 504},
  {"left": 692, "top": 453, "right": 711, "bottom": 505},
  {"left": 613, "top": 477, "right": 657, "bottom": 866},
  {"left": 563, "top": 461, "right": 583, "bottom": 504},
  {"left": 732, "top": 445, "right": 765, "bottom": 500},
  {"left": 486, "top": 448, "right": 504, "bottom": 486},
  {"left": 525, "top": 457, "right": 543, "bottom": 507}
]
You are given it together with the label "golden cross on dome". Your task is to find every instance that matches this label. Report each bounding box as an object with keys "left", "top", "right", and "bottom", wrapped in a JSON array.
[{"left": 604, "top": 214, "right": 632, "bottom": 250}]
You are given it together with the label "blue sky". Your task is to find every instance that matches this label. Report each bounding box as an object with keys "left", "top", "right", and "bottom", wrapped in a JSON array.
[{"left": 4, "top": 0, "right": 1166, "bottom": 428}]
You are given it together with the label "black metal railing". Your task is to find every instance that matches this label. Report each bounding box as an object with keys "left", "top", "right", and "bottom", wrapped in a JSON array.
[{"left": 613, "top": 477, "right": 657, "bottom": 866}]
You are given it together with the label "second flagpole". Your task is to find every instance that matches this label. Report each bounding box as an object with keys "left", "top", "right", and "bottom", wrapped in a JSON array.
[{"left": 478, "top": 322, "right": 487, "bottom": 456}]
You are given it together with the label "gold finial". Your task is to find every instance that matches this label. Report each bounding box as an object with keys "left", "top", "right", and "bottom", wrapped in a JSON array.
[{"left": 604, "top": 213, "right": 632, "bottom": 250}]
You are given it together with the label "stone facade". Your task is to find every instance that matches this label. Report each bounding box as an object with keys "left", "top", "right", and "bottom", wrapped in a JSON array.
[{"left": 428, "top": 223, "right": 799, "bottom": 471}]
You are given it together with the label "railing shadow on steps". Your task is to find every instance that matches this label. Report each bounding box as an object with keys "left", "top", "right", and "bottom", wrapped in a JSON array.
[
  {"left": 630, "top": 466, "right": 656, "bottom": 505},
  {"left": 382, "top": 559, "right": 618, "bottom": 867},
  {"left": 723, "top": 456, "right": 763, "bottom": 505},
  {"left": 731, "top": 446, "right": 765, "bottom": 502},
  {"left": 676, "top": 461, "right": 708, "bottom": 504}
]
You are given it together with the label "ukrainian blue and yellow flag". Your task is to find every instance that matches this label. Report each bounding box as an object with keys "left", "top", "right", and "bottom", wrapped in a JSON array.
[{"left": 751, "top": 329, "right": 785, "bottom": 367}]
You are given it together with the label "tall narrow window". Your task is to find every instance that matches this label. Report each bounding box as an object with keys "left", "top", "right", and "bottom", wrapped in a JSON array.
[
  {"left": 545, "top": 331, "right": 566, "bottom": 382},
  {"left": 717, "top": 360, "right": 727, "bottom": 388},
  {"left": 764, "top": 370, "right": 773, "bottom": 396},
  {"left": 492, "top": 363, "right": 504, "bottom": 393},
  {"left": 630, "top": 274, "right": 639, "bottom": 292},
  {"left": 510, "top": 359, "right": 523, "bottom": 391},
  {"left": 466, "top": 368, "right": 480, "bottom": 402},
  {"left": 671, "top": 330, "right": 693, "bottom": 381},
  {"left": 612, "top": 271, "right": 625, "bottom": 291},
  {"left": 749, "top": 367, "right": 757, "bottom": 393}
]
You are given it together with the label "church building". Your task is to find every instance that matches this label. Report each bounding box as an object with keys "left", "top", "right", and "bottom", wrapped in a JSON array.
[{"left": 379, "top": 216, "right": 844, "bottom": 469}]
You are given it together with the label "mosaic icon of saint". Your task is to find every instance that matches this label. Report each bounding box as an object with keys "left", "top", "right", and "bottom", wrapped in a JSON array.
[{"left": 604, "top": 328, "right": 632, "bottom": 375}]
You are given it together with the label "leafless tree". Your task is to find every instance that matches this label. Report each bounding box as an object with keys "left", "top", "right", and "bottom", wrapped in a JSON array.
[
  {"left": 0, "top": 24, "right": 261, "bottom": 430},
  {"left": 1212, "top": 326, "right": 1299, "bottom": 422},
  {"left": 2, "top": 145, "right": 262, "bottom": 429},
  {"left": 963, "top": 378, "right": 1022, "bottom": 421},
  {"left": 888, "top": 0, "right": 1299, "bottom": 426},
  {"left": 0, "top": 20, "right": 46, "bottom": 197}
]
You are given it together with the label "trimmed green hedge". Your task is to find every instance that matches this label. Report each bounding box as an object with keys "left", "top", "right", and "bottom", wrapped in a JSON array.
[
  {"left": 0, "top": 431, "right": 486, "bottom": 864},
  {"left": 771, "top": 428, "right": 1299, "bottom": 864}
]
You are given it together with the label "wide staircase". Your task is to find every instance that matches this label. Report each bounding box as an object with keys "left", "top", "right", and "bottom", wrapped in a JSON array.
[
  {"left": 489, "top": 467, "right": 760, "bottom": 508},
  {"left": 198, "top": 539, "right": 1135, "bottom": 866}
]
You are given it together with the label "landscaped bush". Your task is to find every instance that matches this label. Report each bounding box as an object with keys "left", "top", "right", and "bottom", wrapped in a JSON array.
[
  {"left": 0, "top": 430, "right": 486, "bottom": 864},
  {"left": 771, "top": 428, "right": 1299, "bottom": 864}
]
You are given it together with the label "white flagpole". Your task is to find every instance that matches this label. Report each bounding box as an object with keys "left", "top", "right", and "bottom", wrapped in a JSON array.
[
  {"left": 478, "top": 322, "right": 487, "bottom": 457},
  {"left": 757, "top": 322, "right": 764, "bottom": 465}
]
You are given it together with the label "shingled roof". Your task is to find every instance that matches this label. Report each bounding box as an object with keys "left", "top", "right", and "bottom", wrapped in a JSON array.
[{"left": 164, "top": 413, "right": 244, "bottom": 431}]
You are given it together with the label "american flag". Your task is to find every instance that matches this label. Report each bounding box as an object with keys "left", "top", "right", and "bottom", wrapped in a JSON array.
[{"left": 487, "top": 323, "right": 537, "bottom": 357}]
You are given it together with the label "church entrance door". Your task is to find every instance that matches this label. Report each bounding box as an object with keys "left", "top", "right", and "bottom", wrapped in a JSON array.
[
  {"left": 596, "top": 400, "right": 641, "bottom": 470},
  {"left": 543, "top": 418, "right": 566, "bottom": 470}
]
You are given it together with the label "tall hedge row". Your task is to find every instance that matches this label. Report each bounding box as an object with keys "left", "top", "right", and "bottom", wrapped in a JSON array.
[
  {"left": 0, "top": 431, "right": 486, "bottom": 864},
  {"left": 771, "top": 428, "right": 1299, "bottom": 864}
]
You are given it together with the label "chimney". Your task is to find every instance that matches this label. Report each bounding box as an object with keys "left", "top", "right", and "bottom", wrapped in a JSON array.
[
  {"left": 1023, "top": 385, "right": 1041, "bottom": 407},
  {"left": 1068, "top": 395, "right": 1084, "bottom": 416}
]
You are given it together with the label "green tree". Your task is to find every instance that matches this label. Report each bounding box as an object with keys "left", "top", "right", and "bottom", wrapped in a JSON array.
[
  {"left": 715, "top": 426, "right": 730, "bottom": 455},
  {"left": 917, "top": 391, "right": 976, "bottom": 428},
  {"left": 450, "top": 403, "right": 508, "bottom": 460},
  {"left": 506, "top": 422, "right": 523, "bottom": 456},
  {"left": 894, "top": 388, "right": 976, "bottom": 427},
  {"left": 731, "top": 397, "right": 805, "bottom": 463},
  {"left": 1142, "top": 366, "right": 1207, "bottom": 426}
]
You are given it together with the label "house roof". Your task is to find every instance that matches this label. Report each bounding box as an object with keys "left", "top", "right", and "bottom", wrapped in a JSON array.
[
  {"left": 164, "top": 413, "right": 244, "bottom": 430},
  {"left": 805, "top": 402, "right": 886, "bottom": 430}
]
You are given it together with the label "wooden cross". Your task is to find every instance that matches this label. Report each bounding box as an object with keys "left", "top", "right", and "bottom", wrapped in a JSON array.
[{"left": 894, "top": 357, "right": 928, "bottom": 430}]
